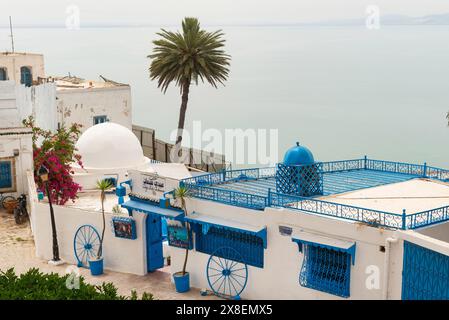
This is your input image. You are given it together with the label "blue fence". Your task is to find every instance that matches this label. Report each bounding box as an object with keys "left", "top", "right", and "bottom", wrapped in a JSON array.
[
  {"left": 269, "top": 191, "right": 404, "bottom": 229},
  {"left": 188, "top": 185, "right": 268, "bottom": 210},
  {"left": 180, "top": 158, "right": 449, "bottom": 230}
]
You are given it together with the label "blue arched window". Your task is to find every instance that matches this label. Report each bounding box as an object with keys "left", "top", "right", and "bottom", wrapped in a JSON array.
[
  {"left": 20, "top": 66, "right": 32, "bottom": 87},
  {"left": 0, "top": 68, "right": 7, "bottom": 81}
]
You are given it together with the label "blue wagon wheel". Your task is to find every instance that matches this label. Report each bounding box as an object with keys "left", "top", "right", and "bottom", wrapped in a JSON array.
[
  {"left": 206, "top": 247, "right": 248, "bottom": 299},
  {"left": 73, "top": 225, "right": 100, "bottom": 268}
]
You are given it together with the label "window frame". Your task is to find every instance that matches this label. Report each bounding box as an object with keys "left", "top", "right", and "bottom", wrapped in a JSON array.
[{"left": 93, "top": 115, "right": 109, "bottom": 125}]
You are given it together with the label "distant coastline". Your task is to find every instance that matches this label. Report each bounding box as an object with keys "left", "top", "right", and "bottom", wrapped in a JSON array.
[{"left": 3, "top": 13, "right": 449, "bottom": 29}]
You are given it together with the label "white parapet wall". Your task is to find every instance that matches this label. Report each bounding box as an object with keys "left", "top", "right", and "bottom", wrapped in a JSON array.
[
  {"left": 56, "top": 85, "right": 132, "bottom": 132},
  {"left": 28, "top": 175, "right": 148, "bottom": 275}
]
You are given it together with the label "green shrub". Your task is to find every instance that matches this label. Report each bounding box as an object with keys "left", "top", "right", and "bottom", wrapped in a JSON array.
[{"left": 0, "top": 268, "right": 154, "bottom": 300}]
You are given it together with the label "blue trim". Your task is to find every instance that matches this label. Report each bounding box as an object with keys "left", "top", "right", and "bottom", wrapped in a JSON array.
[
  {"left": 121, "top": 199, "right": 184, "bottom": 220},
  {"left": 291, "top": 238, "right": 356, "bottom": 265},
  {"left": 402, "top": 241, "right": 449, "bottom": 300},
  {"left": 184, "top": 215, "right": 267, "bottom": 249}
]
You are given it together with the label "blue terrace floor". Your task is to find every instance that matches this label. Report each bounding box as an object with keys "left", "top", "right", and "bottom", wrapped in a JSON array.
[{"left": 210, "top": 169, "right": 418, "bottom": 197}]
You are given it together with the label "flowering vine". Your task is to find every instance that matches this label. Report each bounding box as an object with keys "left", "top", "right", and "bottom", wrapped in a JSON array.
[{"left": 23, "top": 116, "right": 83, "bottom": 205}]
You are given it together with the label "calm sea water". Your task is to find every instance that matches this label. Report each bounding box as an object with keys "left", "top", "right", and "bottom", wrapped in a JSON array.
[{"left": 2, "top": 26, "right": 449, "bottom": 167}]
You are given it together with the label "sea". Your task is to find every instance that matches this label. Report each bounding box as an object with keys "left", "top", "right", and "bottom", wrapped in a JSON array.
[{"left": 2, "top": 25, "right": 449, "bottom": 167}]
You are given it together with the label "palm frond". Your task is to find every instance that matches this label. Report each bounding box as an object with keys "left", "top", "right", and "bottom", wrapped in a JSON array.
[{"left": 149, "top": 17, "right": 231, "bottom": 93}]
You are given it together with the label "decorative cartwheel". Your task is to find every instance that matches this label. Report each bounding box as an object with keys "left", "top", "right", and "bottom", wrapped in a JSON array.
[
  {"left": 206, "top": 247, "right": 248, "bottom": 300},
  {"left": 73, "top": 225, "right": 101, "bottom": 268}
]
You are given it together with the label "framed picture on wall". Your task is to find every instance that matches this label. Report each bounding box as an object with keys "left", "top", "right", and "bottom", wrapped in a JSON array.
[
  {"left": 112, "top": 217, "right": 137, "bottom": 240},
  {"left": 167, "top": 220, "right": 192, "bottom": 249}
]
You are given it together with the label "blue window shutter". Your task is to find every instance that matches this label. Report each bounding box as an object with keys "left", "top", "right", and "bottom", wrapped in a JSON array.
[
  {"left": 20, "top": 67, "right": 32, "bottom": 87},
  {"left": 0, "top": 161, "right": 13, "bottom": 189},
  {"left": 0, "top": 68, "right": 7, "bottom": 81},
  {"left": 195, "top": 226, "right": 264, "bottom": 268},
  {"left": 93, "top": 115, "right": 108, "bottom": 125}
]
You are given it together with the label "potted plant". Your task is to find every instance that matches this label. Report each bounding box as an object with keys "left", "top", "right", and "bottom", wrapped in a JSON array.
[
  {"left": 88, "top": 179, "right": 113, "bottom": 276},
  {"left": 172, "top": 186, "right": 192, "bottom": 293}
]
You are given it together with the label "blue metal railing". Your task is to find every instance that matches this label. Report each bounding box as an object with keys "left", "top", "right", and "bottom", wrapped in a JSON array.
[
  {"left": 188, "top": 184, "right": 268, "bottom": 210},
  {"left": 269, "top": 191, "right": 404, "bottom": 229},
  {"left": 406, "top": 205, "right": 449, "bottom": 229},
  {"left": 180, "top": 158, "right": 449, "bottom": 229}
]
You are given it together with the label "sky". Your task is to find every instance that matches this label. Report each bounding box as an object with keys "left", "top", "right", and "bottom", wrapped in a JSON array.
[{"left": 2, "top": 0, "right": 449, "bottom": 27}]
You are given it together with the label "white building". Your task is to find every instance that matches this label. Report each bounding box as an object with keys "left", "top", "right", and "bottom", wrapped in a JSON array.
[
  {"left": 54, "top": 76, "right": 132, "bottom": 132},
  {"left": 28, "top": 138, "right": 449, "bottom": 300},
  {"left": 30, "top": 123, "right": 191, "bottom": 275},
  {"left": 0, "top": 52, "right": 45, "bottom": 86}
]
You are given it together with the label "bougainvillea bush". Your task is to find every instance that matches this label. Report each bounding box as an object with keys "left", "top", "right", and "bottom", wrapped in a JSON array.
[{"left": 23, "top": 117, "right": 83, "bottom": 205}]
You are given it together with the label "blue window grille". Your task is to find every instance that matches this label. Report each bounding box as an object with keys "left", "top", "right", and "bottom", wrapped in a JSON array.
[
  {"left": 299, "top": 245, "right": 351, "bottom": 298},
  {"left": 0, "top": 68, "right": 7, "bottom": 81},
  {"left": 0, "top": 161, "right": 13, "bottom": 189},
  {"left": 20, "top": 66, "right": 32, "bottom": 87},
  {"left": 402, "top": 241, "right": 449, "bottom": 300},
  {"left": 195, "top": 226, "right": 264, "bottom": 268},
  {"left": 93, "top": 115, "right": 108, "bottom": 125}
]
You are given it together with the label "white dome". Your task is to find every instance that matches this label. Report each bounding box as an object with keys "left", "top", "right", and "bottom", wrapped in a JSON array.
[{"left": 75, "top": 122, "right": 146, "bottom": 169}]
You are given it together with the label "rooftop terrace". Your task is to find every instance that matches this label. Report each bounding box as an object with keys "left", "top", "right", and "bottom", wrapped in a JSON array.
[{"left": 181, "top": 158, "right": 449, "bottom": 230}]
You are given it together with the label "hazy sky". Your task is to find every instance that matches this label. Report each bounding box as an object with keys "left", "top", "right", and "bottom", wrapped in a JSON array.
[{"left": 2, "top": 0, "right": 449, "bottom": 27}]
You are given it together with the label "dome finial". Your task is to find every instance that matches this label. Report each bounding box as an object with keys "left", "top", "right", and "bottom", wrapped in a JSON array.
[{"left": 296, "top": 141, "right": 300, "bottom": 147}]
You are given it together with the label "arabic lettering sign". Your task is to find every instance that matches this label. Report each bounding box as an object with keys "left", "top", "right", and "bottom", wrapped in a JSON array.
[{"left": 142, "top": 174, "right": 166, "bottom": 193}]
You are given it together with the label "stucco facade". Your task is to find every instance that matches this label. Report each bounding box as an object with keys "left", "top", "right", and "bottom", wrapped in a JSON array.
[{"left": 0, "top": 52, "right": 45, "bottom": 84}]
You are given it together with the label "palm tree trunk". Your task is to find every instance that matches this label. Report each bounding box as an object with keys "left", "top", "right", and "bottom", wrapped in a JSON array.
[
  {"left": 173, "top": 80, "right": 190, "bottom": 163},
  {"left": 181, "top": 222, "right": 190, "bottom": 275},
  {"left": 98, "top": 192, "right": 105, "bottom": 259}
]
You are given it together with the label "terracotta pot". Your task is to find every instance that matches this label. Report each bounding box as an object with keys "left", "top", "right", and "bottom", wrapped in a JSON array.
[{"left": 4, "top": 199, "right": 18, "bottom": 214}]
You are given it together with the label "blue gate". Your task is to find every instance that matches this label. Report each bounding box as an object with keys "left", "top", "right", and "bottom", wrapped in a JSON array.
[
  {"left": 402, "top": 241, "right": 449, "bottom": 300},
  {"left": 146, "top": 213, "right": 164, "bottom": 272}
]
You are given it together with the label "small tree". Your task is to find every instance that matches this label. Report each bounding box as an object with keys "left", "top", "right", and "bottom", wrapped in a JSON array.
[
  {"left": 173, "top": 186, "right": 192, "bottom": 275},
  {"left": 23, "top": 116, "right": 83, "bottom": 205},
  {"left": 96, "top": 179, "right": 113, "bottom": 259},
  {"left": 148, "top": 17, "right": 231, "bottom": 161}
]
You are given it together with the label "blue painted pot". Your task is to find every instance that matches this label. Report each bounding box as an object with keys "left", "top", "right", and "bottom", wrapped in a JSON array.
[
  {"left": 88, "top": 258, "right": 104, "bottom": 276},
  {"left": 173, "top": 272, "right": 190, "bottom": 293}
]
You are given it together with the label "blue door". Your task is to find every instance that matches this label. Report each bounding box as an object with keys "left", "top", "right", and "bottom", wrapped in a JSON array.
[
  {"left": 402, "top": 241, "right": 449, "bottom": 300},
  {"left": 0, "top": 161, "right": 13, "bottom": 189},
  {"left": 146, "top": 213, "right": 164, "bottom": 272},
  {"left": 20, "top": 67, "right": 32, "bottom": 87}
]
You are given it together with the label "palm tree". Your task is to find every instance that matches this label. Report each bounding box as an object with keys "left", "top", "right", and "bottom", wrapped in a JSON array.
[
  {"left": 148, "top": 17, "right": 231, "bottom": 161},
  {"left": 173, "top": 185, "right": 192, "bottom": 275},
  {"left": 96, "top": 179, "right": 113, "bottom": 259}
]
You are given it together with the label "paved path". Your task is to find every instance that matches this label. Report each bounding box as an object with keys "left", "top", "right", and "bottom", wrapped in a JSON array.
[{"left": 0, "top": 210, "right": 218, "bottom": 300}]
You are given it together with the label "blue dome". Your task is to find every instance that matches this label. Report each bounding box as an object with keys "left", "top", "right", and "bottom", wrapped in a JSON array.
[{"left": 283, "top": 142, "right": 315, "bottom": 166}]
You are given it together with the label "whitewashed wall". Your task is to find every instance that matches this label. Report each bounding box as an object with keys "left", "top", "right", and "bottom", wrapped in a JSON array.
[
  {"left": 0, "top": 53, "right": 45, "bottom": 83},
  {"left": 0, "top": 81, "right": 49, "bottom": 196},
  {"left": 168, "top": 198, "right": 401, "bottom": 300},
  {"left": 56, "top": 86, "right": 132, "bottom": 132},
  {"left": 31, "top": 196, "right": 149, "bottom": 276}
]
